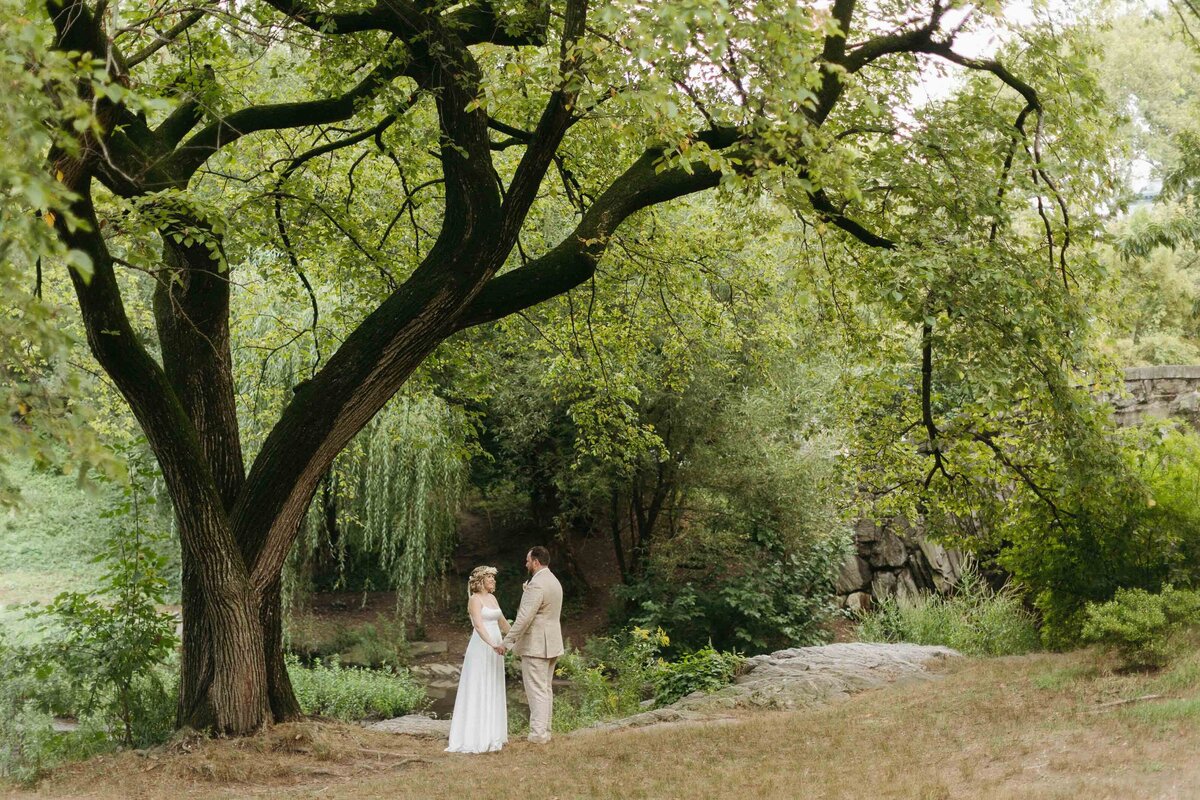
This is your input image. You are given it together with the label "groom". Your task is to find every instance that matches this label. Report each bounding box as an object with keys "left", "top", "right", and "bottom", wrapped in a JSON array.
[{"left": 500, "top": 545, "right": 563, "bottom": 744}]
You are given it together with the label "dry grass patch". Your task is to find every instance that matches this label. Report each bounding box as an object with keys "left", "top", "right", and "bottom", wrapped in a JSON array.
[
  {"left": 3, "top": 722, "right": 435, "bottom": 799},
  {"left": 5, "top": 647, "right": 1200, "bottom": 799}
]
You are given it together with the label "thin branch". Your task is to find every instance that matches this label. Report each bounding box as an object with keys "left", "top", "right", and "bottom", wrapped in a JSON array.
[
  {"left": 974, "top": 432, "right": 1072, "bottom": 527},
  {"left": 274, "top": 191, "right": 322, "bottom": 377},
  {"left": 278, "top": 111, "right": 405, "bottom": 180},
  {"left": 125, "top": 8, "right": 209, "bottom": 68}
]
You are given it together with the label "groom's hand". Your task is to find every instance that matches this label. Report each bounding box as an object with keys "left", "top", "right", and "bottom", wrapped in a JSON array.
[{"left": 493, "top": 645, "right": 506, "bottom": 655}]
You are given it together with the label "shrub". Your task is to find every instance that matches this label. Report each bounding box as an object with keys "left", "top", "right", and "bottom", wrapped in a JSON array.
[
  {"left": 0, "top": 699, "right": 59, "bottom": 786},
  {"left": 286, "top": 656, "right": 425, "bottom": 720},
  {"left": 0, "top": 452, "right": 180, "bottom": 786},
  {"left": 652, "top": 645, "right": 743, "bottom": 707},
  {"left": 1081, "top": 585, "right": 1200, "bottom": 670},
  {"left": 286, "top": 613, "right": 412, "bottom": 668},
  {"left": 533, "top": 629, "right": 742, "bottom": 735},
  {"left": 31, "top": 523, "right": 178, "bottom": 748},
  {"left": 857, "top": 567, "right": 1040, "bottom": 657},
  {"left": 545, "top": 651, "right": 610, "bottom": 732},
  {"left": 579, "top": 626, "right": 668, "bottom": 714},
  {"left": 520, "top": 630, "right": 665, "bottom": 736},
  {"left": 994, "top": 428, "right": 1200, "bottom": 647},
  {"left": 343, "top": 616, "right": 412, "bottom": 668},
  {"left": 0, "top": 635, "right": 113, "bottom": 786},
  {"left": 616, "top": 529, "right": 849, "bottom": 656}
]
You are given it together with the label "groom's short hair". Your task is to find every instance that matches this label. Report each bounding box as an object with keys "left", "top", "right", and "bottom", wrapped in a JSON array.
[{"left": 529, "top": 546, "right": 551, "bottom": 566}]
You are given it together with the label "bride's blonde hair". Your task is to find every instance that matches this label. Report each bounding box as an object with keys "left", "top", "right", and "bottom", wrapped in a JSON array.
[{"left": 467, "top": 565, "right": 498, "bottom": 596}]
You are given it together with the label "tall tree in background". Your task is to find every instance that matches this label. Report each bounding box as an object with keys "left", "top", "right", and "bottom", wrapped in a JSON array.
[{"left": 5, "top": 0, "right": 1083, "bottom": 734}]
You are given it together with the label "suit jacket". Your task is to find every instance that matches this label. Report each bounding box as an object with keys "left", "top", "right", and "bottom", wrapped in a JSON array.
[{"left": 502, "top": 567, "right": 564, "bottom": 658}]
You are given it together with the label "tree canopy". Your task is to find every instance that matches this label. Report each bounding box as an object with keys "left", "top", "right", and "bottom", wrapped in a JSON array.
[{"left": 0, "top": 0, "right": 1129, "bottom": 734}]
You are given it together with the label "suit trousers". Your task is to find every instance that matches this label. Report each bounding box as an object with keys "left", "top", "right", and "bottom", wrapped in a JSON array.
[{"left": 520, "top": 655, "right": 557, "bottom": 742}]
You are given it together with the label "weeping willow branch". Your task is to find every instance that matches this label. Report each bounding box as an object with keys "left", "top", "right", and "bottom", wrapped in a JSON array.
[{"left": 288, "top": 393, "right": 470, "bottom": 621}]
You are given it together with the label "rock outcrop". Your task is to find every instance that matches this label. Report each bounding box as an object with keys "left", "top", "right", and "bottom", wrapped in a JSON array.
[
  {"left": 373, "top": 643, "right": 960, "bottom": 740},
  {"left": 835, "top": 517, "right": 970, "bottom": 609},
  {"left": 365, "top": 714, "right": 452, "bottom": 737},
  {"left": 576, "top": 642, "right": 960, "bottom": 734},
  {"left": 1110, "top": 365, "right": 1200, "bottom": 429}
]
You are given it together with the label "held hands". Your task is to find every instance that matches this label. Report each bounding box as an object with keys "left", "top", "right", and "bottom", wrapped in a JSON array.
[{"left": 493, "top": 644, "right": 507, "bottom": 655}]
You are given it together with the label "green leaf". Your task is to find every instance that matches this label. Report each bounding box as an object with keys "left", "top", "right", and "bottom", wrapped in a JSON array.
[{"left": 65, "top": 249, "right": 93, "bottom": 282}]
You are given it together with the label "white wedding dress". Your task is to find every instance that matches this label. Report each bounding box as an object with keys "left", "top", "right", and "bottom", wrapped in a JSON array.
[{"left": 445, "top": 605, "right": 508, "bottom": 753}]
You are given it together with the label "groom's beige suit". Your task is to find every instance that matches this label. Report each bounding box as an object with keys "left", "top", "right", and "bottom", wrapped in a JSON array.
[{"left": 502, "top": 567, "right": 563, "bottom": 743}]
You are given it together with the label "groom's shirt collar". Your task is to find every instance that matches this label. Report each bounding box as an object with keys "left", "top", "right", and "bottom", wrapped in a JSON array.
[{"left": 532, "top": 567, "right": 549, "bottom": 578}]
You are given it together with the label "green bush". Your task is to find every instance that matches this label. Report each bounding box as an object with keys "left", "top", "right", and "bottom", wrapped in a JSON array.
[
  {"left": 857, "top": 567, "right": 1041, "bottom": 657},
  {"left": 994, "top": 428, "right": 1200, "bottom": 647},
  {"left": 343, "top": 616, "right": 411, "bottom": 668},
  {"left": 30, "top": 521, "right": 178, "bottom": 748},
  {"left": 542, "top": 651, "right": 610, "bottom": 733},
  {"left": 616, "top": 529, "right": 848, "bottom": 656},
  {"left": 1081, "top": 585, "right": 1200, "bottom": 670},
  {"left": 543, "top": 627, "right": 667, "bottom": 728},
  {"left": 527, "top": 629, "right": 742, "bottom": 736},
  {"left": 286, "top": 613, "right": 412, "bottom": 668},
  {"left": 0, "top": 495, "right": 179, "bottom": 786},
  {"left": 0, "top": 634, "right": 115, "bottom": 786},
  {"left": 652, "top": 645, "right": 743, "bottom": 707},
  {"left": 0, "top": 699, "right": 59, "bottom": 786},
  {"left": 286, "top": 656, "right": 425, "bottom": 720},
  {"left": 516, "top": 629, "right": 667, "bottom": 736}
]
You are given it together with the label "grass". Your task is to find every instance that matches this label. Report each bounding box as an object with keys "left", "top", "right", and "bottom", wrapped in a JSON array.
[
  {"left": 7, "top": 643, "right": 1200, "bottom": 799},
  {"left": 857, "top": 569, "right": 1041, "bottom": 656},
  {"left": 1032, "top": 664, "right": 1096, "bottom": 691},
  {"left": 0, "top": 462, "right": 124, "bottom": 640},
  {"left": 287, "top": 657, "right": 426, "bottom": 721},
  {"left": 1123, "top": 697, "right": 1200, "bottom": 724}
]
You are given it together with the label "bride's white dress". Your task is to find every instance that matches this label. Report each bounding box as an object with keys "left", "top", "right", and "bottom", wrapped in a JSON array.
[{"left": 445, "top": 605, "right": 508, "bottom": 753}]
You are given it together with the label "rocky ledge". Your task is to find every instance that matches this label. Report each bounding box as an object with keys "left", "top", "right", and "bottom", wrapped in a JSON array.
[
  {"left": 366, "top": 714, "right": 452, "bottom": 738},
  {"left": 576, "top": 642, "right": 960, "bottom": 734},
  {"left": 372, "top": 643, "right": 959, "bottom": 739}
]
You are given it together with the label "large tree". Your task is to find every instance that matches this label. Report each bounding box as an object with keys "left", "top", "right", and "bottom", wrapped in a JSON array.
[{"left": 5, "top": 0, "right": 1081, "bottom": 734}]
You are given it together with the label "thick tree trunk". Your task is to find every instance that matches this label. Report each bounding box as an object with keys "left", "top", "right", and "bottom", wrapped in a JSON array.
[
  {"left": 261, "top": 576, "right": 302, "bottom": 722},
  {"left": 155, "top": 233, "right": 286, "bottom": 732},
  {"left": 176, "top": 544, "right": 272, "bottom": 734},
  {"left": 176, "top": 556, "right": 212, "bottom": 727},
  {"left": 203, "top": 579, "right": 269, "bottom": 735},
  {"left": 154, "top": 234, "right": 246, "bottom": 507}
]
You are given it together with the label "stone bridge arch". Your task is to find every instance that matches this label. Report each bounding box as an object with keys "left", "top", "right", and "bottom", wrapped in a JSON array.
[
  {"left": 1112, "top": 366, "right": 1200, "bottom": 429},
  {"left": 836, "top": 365, "right": 1200, "bottom": 611}
]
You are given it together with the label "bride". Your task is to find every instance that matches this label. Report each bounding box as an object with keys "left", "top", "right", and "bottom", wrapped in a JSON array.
[{"left": 445, "top": 565, "right": 510, "bottom": 753}]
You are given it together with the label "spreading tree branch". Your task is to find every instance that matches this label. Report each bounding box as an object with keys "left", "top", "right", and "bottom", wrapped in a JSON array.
[{"left": 163, "top": 57, "right": 409, "bottom": 181}]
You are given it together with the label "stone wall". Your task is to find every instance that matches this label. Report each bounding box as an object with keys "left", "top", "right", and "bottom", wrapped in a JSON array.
[
  {"left": 836, "top": 365, "right": 1200, "bottom": 609},
  {"left": 1111, "top": 365, "right": 1200, "bottom": 429},
  {"left": 835, "top": 516, "right": 969, "bottom": 611}
]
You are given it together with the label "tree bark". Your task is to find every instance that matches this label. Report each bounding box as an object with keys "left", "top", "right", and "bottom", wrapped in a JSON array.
[
  {"left": 177, "top": 557, "right": 298, "bottom": 729},
  {"left": 173, "top": 512, "right": 272, "bottom": 734},
  {"left": 154, "top": 228, "right": 284, "bottom": 729},
  {"left": 261, "top": 575, "right": 302, "bottom": 722},
  {"left": 176, "top": 554, "right": 213, "bottom": 727}
]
